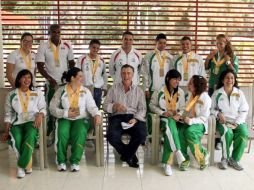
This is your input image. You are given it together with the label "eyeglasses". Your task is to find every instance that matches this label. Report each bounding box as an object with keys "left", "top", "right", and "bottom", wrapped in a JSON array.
[{"left": 22, "top": 40, "right": 33, "bottom": 44}]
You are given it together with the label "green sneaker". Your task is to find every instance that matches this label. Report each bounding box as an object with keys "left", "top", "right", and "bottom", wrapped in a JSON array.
[
  {"left": 180, "top": 160, "right": 190, "bottom": 171},
  {"left": 200, "top": 152, "right": 210, "bottom": 170}
]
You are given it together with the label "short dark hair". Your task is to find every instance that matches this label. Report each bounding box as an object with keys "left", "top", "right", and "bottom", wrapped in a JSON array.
[
  {"left": 191, "top": 75, "right": 207, "bottom": 95},
  {"left": 122, "top": 30, "right": 133, "bottom": 39},
  {"left": 216, "top": 69, "right": 238, "bottom": 89},
  {"left": 121, "top": 64, "right": 134, "bottom": 73},
  {"left": 165, "top": 69, "right": 181, "bottom": 94},
  {"left": 49, "top": 24, "right": 60, "bottom": 34},
  {"left": 89, "top": 39, "right": 101, "bottom": 47},
  {"left": 156, "top": 33, "right": 167, "bottom": 41},
  {"left": 181, "top": 36, "right": 191, "bottom": 42},
  {"left": 61, "top": 67, "right": 82, "bottom": 83},
  {"left": 20, "top": 32, "right": 33, "bottom": 41},
  {"left": 15, "top": 69, "right": 34, "bottom": 90}
]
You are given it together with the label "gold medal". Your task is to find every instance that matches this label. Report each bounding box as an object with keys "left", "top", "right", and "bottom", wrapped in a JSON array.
[
  {"left": 18, "top": 89, "right": 31, "bottom": 121},
  {"left": 89, "top": 56, "right": 99, "bottom": 84},
  {"left": 49, "top": 40, "right": 60, "bottom": 67},
  {"left": 55, "top": 59, "right": 60, "bottom": 67},
  {"left": 155, "top": 49, "right": 167, "bottom": 78},
  {"left": 23, "top": 112, "right": 29, "bottom": 121},
  {"left": 184, "top": 73, "right": 188, "bottom": 81},
  {"left": 214, "top": 66, "right": 219, "bottom": 75},
  {"left": 159, "top": 68, "right": 164, "bottom": 77}
]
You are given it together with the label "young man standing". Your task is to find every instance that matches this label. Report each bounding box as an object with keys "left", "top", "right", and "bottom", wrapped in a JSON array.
[
  {"left": 143, "top": 33, "right": 174, "bottom": 99},
  {"left": 109, "top": 31, "right": 142, "bottom": 85},
  {"left": 77, "top": 39, "right": 108, "bottom": 108}
]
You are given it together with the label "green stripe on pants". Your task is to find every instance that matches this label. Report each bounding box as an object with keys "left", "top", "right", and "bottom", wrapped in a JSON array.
[
  {"left": 10, "top": 121, "right": 37, "bottom": 169},
  {"left": 55, "top": 118, "right": 90, "bottom": 165},
  {"left": 178, "top": 123, "right": 207, "bottom": 164},
  {"left": 161, "top": 118, "right": 181, "bottom": 164},
  {"left": 216, "top": 122, "right": 248, "bottom": 161}
]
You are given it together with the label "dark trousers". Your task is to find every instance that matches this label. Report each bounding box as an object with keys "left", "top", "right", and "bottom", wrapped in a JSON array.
[
  {"left": 107, "top": 114, "right": 147, "bottom": 161},
  {"left": 94, "top": 88, "right": 102, "bottom": 109}
]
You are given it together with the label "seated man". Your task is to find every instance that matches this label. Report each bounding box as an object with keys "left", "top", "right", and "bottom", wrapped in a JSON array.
[{"left": 103, "top": 64, "right": 147, "bottom": 168}]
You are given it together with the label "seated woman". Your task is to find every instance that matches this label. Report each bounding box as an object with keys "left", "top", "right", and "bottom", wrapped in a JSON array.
[
  {"left": 150, "top": 69, "right": 186, "bottom": 176},
  {"left": 49, "top": 67, "right": 101, "bottom": 172},
  {"left": 1, "top": 69, "right": 46, "bottom": 178},
  {"left": 178, "top": 75, "right": 211, "bottom": 171},
  {"left": 211, "top": 69, "right": 248, "bottom": 171}
]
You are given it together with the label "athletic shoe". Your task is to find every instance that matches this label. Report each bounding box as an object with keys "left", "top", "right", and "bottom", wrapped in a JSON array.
[
  {"left": 228, "top": 158, "right": 243, "bottom": 171},
  {"left": 180, "top": 160, "right": 190, "bottom": 171},
  {"left": 164, "top": 164, "right": 173, "bottom": 176},
  {"left": 17, "top": 167, "right": 25, "bottom": 178},
  {"left": 57, "top": 163, "right": 66, "bottom": 171},
  {"left": 175, "top": 150, "right": 186, "bottom": 165},
  {"left": 25, "top": 168, "right": 33, "bottom": 174},
  {"left": 70, "top": 164, "right": 80, "bottom": 172},
  {"left": 219, "top": 158, "right": 228, "bottom": 170},
  {"left": 200, "top": 152, "right": 210, "bottom": 170}
]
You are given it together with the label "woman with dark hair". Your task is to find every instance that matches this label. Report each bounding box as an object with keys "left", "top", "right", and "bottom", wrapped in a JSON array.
[
  {"left": 6, "top": 32, "right": 37, "bottom": 88},
  {"left": 211, "top": 70, "right": 248, "bottom": 171},
  {"left": 1, "top": 69, "right": 46, "bottom": 178},
  {"left": 150, "top": 69, "right": 185, "bottom": 176},
  {"left": 178, "top": 75, "right": 211, "bottom": 171},
  {"left": 49, "top": 67, "right": 101, "bottom": 172}
]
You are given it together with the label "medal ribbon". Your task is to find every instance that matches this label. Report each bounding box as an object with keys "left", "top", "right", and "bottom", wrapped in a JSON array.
[
  {"left": 20, "top": 48, "right": 32, "bottom": 71},
  {"left": 18, "top": 89, "right": 30, "bottom": 113},
  {"left": 164, "top": 86, "right": 178, "bottom": 111},
  {"left": 49, "top": 40, "right": 60, "bottom": 66},
  {"left": 89, "top": 55, "right": 99, "bottom": 82},
  {"left": 185, "top": 95, "right": 199, "bottom": 116},
  {"left": 155, "top": 49, "right": 167, "bottom": 70},
  {"left": 66, "top": 84, "right": 81, "bottom": 108},
  {"left": 182, "top": 52, "right": 193, "bottom": 75}
]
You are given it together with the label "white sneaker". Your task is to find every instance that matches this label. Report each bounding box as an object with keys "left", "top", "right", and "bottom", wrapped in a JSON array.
[
  {"left": 70, "top": 164, "right": 80, "bottom": 172},
  {"left": 25, "top": 168, "right": 32, "bottom": 174},
  {"left": 17, "top": 167, "right": 25, "bottom": 178},
  {"left": 57, "top": 163, "right": 66, "bottom": 171},
  {"left": 175, "top": 150, "right": 186, "bottom": 165},
  {"left": 164, "top": 164, "right": 173, "bottom": 176}
]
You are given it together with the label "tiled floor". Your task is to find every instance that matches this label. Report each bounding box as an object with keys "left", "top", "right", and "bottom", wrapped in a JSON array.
[{"left": 0, "top": 141, "right": 254, "bottom": 190}]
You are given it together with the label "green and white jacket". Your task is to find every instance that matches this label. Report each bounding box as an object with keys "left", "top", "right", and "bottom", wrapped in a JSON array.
[
  {"left": 4, "top": 88, "right": 46, "bottom": 125},
  {"left": 49, "top": 85, "right": 101, "bottom": 120}
]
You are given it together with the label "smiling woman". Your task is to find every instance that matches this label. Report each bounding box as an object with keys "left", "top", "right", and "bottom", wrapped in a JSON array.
[
  {"left": 49, "top": 67, "right": 101, "bottom": 172},
  {"left": 211, "top": 69, "right": 249, "bottom": 171},
  {"left": 6, "top": 33, "right": 37, "bottom": 88},
  {"left": 2, "top": 69, "right": 46, "bottom": 178}
]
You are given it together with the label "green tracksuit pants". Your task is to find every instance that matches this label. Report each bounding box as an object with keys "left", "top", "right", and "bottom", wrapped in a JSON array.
[
  {"left": 216, "top": 122, "right": 248, "bottom": 161},
  {"left": 178, "top": 123, "right": 208, "bottom": 165},
  {"left": 9, "top": 121, "right": 37, "bottom": 169},
  {"left": 160, "top": 118, "right": 181, "bottom": 164},
  {"left": 55, "top": 118, "right": 90, "bottom": 165}
]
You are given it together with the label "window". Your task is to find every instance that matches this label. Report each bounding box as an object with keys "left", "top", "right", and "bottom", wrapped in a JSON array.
[{"left": 1, "top": 0, "right": 254, "bottom": 86}]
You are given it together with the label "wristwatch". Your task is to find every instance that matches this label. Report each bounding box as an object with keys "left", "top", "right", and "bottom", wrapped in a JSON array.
[{"left": 226, "top": 61, "right": 231, "bottom": 65}]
